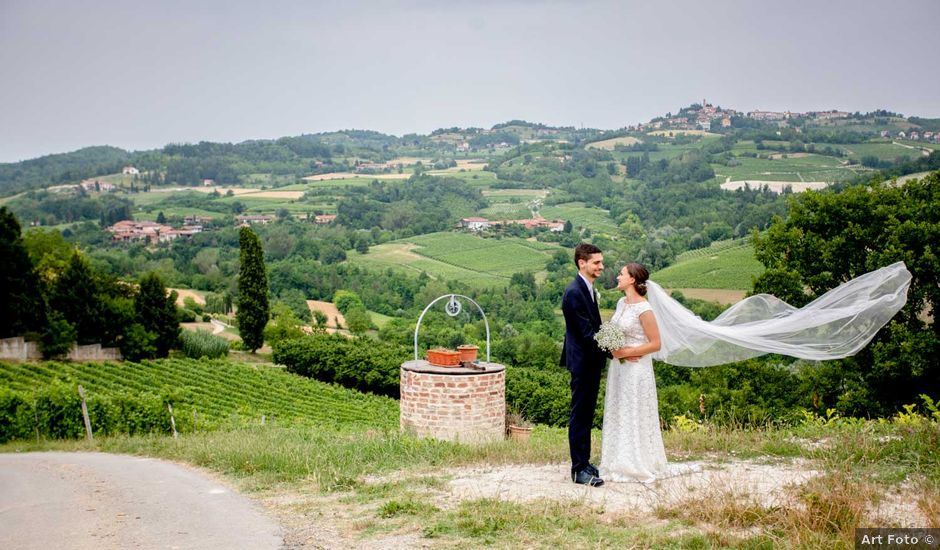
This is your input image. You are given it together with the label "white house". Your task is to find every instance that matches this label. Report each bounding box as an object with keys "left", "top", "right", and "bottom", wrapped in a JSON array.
[
  {"left": 460, "top": 217, "right": 492, "bottom": 231},
  {"left": 122, "top": 166, "right": 140, "bottom": 175}
]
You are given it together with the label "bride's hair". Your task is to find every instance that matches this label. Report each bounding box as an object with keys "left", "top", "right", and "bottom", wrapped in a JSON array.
[{"left": 625, "top": 263, "right": 649, "bottom": 296}]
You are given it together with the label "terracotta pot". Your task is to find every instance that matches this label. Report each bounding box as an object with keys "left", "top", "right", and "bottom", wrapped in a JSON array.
[
  {"left": 426, "top": 348, "right": 461, "bottom": 367},
  {"left": 456, "top": 344, "right": 479, "bottom": 362},
  {"left": 508, "top": 425, "right": 533, "bottom": 442}
]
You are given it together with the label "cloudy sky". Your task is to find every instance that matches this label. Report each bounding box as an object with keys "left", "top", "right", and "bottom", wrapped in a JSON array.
[{"left": 2, "top": 0, "right": 938, "bottom": 162}]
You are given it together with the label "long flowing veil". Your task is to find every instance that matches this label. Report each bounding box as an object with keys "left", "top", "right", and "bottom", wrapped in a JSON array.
[{"left": 647, "top": 262, "right": 912, "bottom": 367}]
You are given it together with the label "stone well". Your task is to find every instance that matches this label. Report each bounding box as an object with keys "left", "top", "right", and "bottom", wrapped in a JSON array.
[{"left": 399, "top": 360, "right": 506, "bottom": 443}]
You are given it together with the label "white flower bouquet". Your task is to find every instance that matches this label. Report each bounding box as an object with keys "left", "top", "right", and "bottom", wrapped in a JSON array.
[{"left": 594, "top": 321, "right": 627, "bottom": 352}]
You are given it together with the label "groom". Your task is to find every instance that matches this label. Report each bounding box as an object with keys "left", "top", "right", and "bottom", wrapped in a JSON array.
[{"left": 560, "top": 243, "right": 609, "bottom": 487}]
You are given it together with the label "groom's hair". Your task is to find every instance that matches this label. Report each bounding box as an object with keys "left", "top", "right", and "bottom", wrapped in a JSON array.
[{"left": 574, "top": 243, "right": 602, "bottom": 267}]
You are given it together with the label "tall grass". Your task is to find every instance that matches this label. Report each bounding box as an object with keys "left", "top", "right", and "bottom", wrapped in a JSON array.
[{"left": 180, "top": 329, "right": 229, "bottom": 359}]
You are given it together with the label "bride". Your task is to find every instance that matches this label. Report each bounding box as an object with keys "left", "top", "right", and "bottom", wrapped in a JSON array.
[
  {"left": 600, "top": 262, "right": 688, "bottom": 483},
  {"left": 598, "top": 261, "right": 911, "bottom": 483}
]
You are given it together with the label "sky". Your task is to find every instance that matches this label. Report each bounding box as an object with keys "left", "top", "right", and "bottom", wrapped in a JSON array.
[{"left": 2, "top": 0, "right": 938, "bottom": 163}]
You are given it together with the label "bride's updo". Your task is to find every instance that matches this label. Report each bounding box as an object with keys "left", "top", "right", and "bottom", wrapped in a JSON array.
[{"left": 625, "top": 262, "right": 649, "bottom": 296}]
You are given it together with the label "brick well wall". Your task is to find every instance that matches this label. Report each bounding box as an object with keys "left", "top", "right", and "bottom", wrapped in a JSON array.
[{"left": 400, "top": 367, "right": 505, "bottom": 443}]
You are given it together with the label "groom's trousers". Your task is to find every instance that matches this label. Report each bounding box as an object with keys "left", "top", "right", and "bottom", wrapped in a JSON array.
[{"left": 568, "top": 368, "right": 601, "bottom": 474}]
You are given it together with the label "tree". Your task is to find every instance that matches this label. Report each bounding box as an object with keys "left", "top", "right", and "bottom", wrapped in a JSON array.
[
  {"left": 40, "top": 312, "right": 76, "bottom": 358},
  {"left": 355, "top": 239, "right": 369, "bottom": 254},
  {"left": 237, "top": 226, "right": 269, "bottom": 352},
  {"left": 345, "top": 306, "right": 372, "bottom": 335},
  {"left": 135, "top": 272, "right": 180, "bottom": 358},
  {"left": 753, "top": 174, "right": 940, "bottom": 416},
  {"left": 333, "top": 289, "right": 364, "bottom": 314},
  {"left": 263, "top": 303, "right": 307, "bottom": 345},
  {"left": 50, "top": 251, "right": 100, "bottom": 345},
  {"left": 0, "top": 207, "right": 46, "bottom": 338},
  {"left": 156, "top": 211, "right": 167, "bottom": 224}
]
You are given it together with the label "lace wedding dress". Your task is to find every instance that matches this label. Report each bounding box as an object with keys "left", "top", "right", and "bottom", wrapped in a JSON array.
[{"left": 599, "top": 298, "right": 699, "bottom": 483}]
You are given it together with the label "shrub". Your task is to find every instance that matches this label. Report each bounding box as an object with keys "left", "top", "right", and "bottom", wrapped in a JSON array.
[
  {"left": 121, "top": 323, "right": 157, "bottom": 362},
  {"left": 333, "top": 289, "right": 364, "bottom": 314},
  {"left": 272, "top": 334, "right": 408, "bottom": 397},
  {"left": 180, "top": 330, "right": 229, "bottom": 359}
]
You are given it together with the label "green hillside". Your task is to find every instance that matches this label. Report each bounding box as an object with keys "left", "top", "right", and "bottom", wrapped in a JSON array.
[
  {"left": 651, "top": 241, "right": 763, "bottom": 290},
  {"left": 347, "top": 231, "right": 560, "bottom": 287},
  {"left": 0, "top": 358, "right": 398, "bottom": 439}
]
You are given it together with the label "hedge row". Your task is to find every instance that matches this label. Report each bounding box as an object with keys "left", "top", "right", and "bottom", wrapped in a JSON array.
[
  {"left": 0, "top": 383, "right": 171, "bottom": 443},
  {"left": 272, "top": 334, "right": 410, "bottom": 398}
]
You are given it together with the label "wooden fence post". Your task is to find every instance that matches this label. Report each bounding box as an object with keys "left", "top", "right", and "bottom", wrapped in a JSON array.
[
  {"left": 167, "top": 403, "right": 178, "bottom": 439},
  {"left": 77, "top": 385, "right": 93, "bottom": 441}
]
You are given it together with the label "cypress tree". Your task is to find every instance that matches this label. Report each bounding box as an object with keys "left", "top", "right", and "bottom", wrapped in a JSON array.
[
  {"left": 237, "top": 226, "right": 269, "bottom": 352},
  {"left": 0, "top": 207, "right": 46, "bottom": 338},
  {"left": 135, "top": 272, "right": 180, "bottom": 357}
]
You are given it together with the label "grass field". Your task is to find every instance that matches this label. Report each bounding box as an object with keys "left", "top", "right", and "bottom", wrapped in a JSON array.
[
  {"left": 348, "top": 232, "right": 560, "bottom": 287},
  {"left": 652, "top": 241, "right": 763, "bottom": 291}
]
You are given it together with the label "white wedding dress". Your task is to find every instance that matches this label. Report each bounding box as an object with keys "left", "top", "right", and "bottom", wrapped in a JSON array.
[{"left": 599, "top": 298, "right": 699, "bottom": 483}]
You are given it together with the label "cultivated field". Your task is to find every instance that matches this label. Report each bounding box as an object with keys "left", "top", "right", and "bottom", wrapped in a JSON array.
[
  {"left": 193, "top": 187, "right": 305, "bottom": 199},
  {"left": 713, "top": 154, "right": 864, "bottom": 184},
  {"left": 652, "top": 242, "right": 763, "bottom": 291},
  {"left": 586, "top": 136, "right": 642, "bottom": 150},
  {"left": 720, "top": 180, "right": 830, "bottom": 192},
  {"left": 304, "top": 172, "right": 412, "bottom": 181},
  {"left": 539, "top": 202, "right": 618, "bottom": 233},
  {"left": 348, "top": 232, "right": 560, "bottom": 287}
]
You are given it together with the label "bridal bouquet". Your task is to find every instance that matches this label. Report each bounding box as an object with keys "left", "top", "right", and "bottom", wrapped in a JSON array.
[{"left": 594, "top": 322, "right": 627, "bottom": 352}]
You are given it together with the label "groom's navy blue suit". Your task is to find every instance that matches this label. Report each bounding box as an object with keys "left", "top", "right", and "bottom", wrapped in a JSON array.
[{"left": 561, "top": 276, "right": 610, "bottom": 475}]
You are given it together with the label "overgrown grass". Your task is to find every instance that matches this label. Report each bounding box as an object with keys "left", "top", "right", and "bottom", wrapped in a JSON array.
[{"left": 180, "top": 329, "right": 230, "bottom": 359}]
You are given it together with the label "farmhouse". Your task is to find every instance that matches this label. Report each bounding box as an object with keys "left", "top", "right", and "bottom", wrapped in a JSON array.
[
  {"left": 107, "top": 220, "right": 198, "bottom": 244},
  {"left": 496, "top": 217, "right": 565, "bottom": 232},
  {"left": 748, "top": 110, "right": 787, "bottom": 121},
  {"left": 813, "top": 110, "right": 850, "bottom": 120},
  {"left": 460, "top": 217, "right": 492, "bottom": 231},
  {"left": 314, "top": 214, "right": 337, "bottom": 225},
  {"left": 184, "top": 215, "right": 213, "bottom": 225},
  {"left": 236, "top": 214, "right": 274, "bottom": 226},
  {"left": 122, "top": 166, "right": 139, "bottom": 175},
  {"left": 79, "top": 180, "right": 116, "bottom": 192}
]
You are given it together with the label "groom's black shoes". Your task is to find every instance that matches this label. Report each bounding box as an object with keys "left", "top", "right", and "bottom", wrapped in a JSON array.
[
  {"left": 585, "top": 463, "right": 600, "bottom": 477},
  {"left": 572, "top": 469, "right": 604, "bottom": 487}
]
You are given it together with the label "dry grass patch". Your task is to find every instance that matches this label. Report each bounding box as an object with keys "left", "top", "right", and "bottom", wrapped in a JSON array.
[
  {"left": 917, "top": 479, "right": 940, "bottom": 527},
  {"left": 668, "top": 288, "right": 746, "bottom": 305},
  {"left": 586, "top": 136, "right": 642, "bottom": 150}
]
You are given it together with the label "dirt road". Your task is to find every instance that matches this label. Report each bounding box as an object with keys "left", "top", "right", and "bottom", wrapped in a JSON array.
[{"left": 0, "top": 452, "right": 283, "bottom": 550}]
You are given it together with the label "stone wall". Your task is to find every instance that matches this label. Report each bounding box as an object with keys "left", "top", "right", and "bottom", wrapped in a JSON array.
[
  {"left": 0, "top": 337, "right": 42, "bottom": 361},
  {"left": 400, "top": 365, "right": 505, "bottom": 443},
  {"left": 0, "top": 337, "right": 121, "bottom": 362}
]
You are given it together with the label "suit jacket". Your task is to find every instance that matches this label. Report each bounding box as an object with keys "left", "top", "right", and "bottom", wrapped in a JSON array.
[{"left": 560, "top": 276, "right": 609, "bottom": 374}]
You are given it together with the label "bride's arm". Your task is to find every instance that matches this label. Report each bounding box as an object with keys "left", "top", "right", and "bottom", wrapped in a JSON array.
[{"left": 612, "top": 311, "right": 661, "bottom": 361}]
